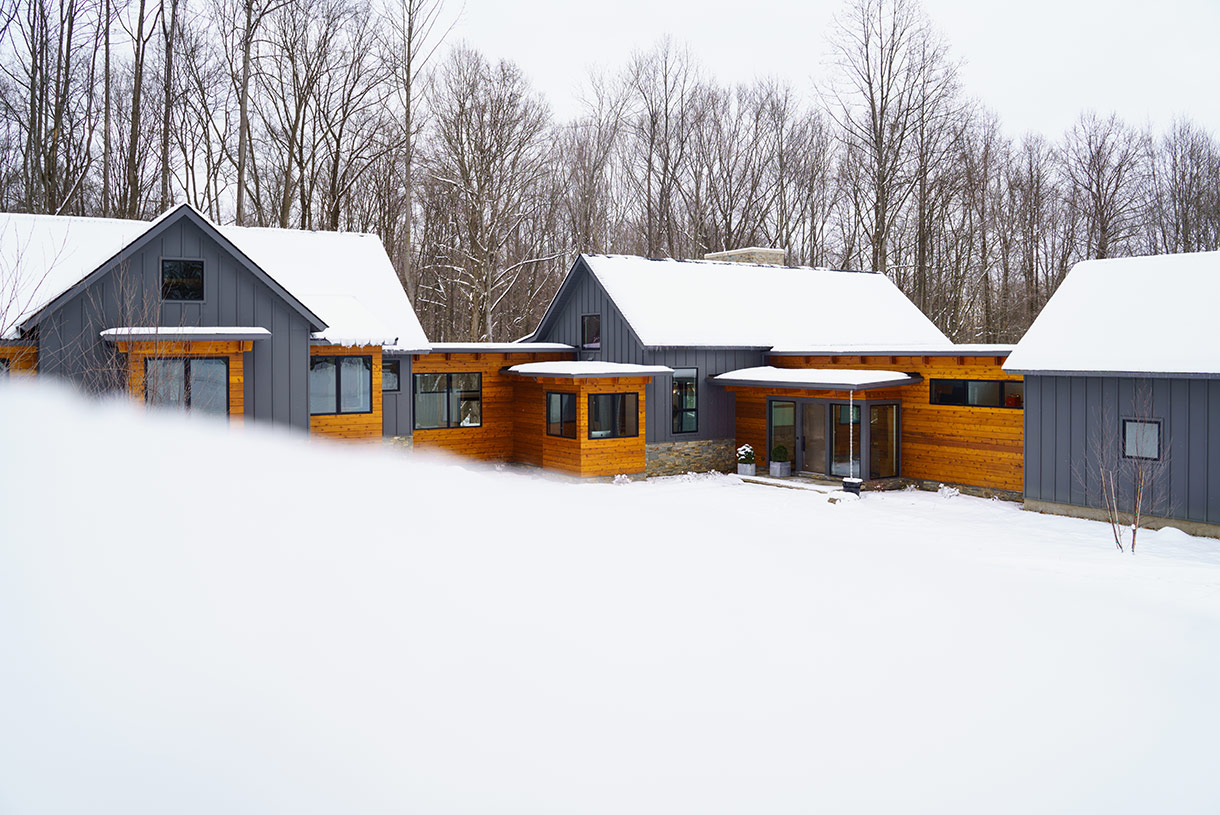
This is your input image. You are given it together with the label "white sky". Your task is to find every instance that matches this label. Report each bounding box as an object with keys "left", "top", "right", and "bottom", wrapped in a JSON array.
[{"left": 445, "top": 0, "right": 1220, "bottom": 140}]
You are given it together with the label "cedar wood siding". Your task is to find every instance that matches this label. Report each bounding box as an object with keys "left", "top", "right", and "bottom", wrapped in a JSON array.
[
  {"left": 763, "top": 354, "right": 1024, "bottom": 492},
  {"left": 531, "top": 257, "right": 764, "bottom": 443},
  {"left": 30, "top": 212, "right": 314, "bottom": 428},
  {"left": 1024, "top": 375, "right": 1220, "bottom": 526},
  {"left": 381, "top": 353, "right": 413, "bottom": 437},
  {"left": 410, "top": 351, "right": 573, "bottom": 460}
]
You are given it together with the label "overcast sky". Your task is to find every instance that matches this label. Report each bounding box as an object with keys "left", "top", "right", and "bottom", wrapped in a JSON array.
[{"left": 445, "top": 0, "right": 1220, "bottom": 140}]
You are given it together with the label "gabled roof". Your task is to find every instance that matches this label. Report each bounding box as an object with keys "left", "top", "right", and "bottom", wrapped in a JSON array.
[
  {"left": 214, "top": 224, "right": 428, "bottom": 351},
  {"left": 1004, "top": 251, "right": 1220, "bottom": 377},
  {"left": 0, "top": 206, "right": 428, "bottom": 351},
  {"left": 537, "top": 254, "right": 952, "bottom": 350}
]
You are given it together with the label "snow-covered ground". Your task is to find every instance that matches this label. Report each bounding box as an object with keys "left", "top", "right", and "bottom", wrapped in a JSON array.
[{"left": 2, "top": 381, "right": 1219, "bottom": 814}]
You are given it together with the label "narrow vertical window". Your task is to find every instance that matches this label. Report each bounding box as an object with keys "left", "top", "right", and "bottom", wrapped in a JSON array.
[
  {"left": 581, "top": 314, "right": 601, "bottom": 350},
  {"left": 546, "top": 392, "right": 577, "bottom": 438},
  {"left": 671, "top": 368, "right": 698, "bottom": 433},
  {"left": 383, "top": 359, "right": 401, "bottom": 392}
]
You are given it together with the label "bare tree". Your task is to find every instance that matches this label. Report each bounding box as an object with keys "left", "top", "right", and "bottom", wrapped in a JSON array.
[{"left": 1061, "top": 111, "right": 1146, "bottom": 259}]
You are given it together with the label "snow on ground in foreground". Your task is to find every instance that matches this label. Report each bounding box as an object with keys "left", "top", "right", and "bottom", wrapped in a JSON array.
[{"left": 2, "top": 381, "right": 1220, "bottom": 814}]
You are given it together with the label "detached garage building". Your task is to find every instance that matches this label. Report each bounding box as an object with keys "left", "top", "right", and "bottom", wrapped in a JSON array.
[{"left": 1004, "top": 251, "right": 1220, "bottom": 537}]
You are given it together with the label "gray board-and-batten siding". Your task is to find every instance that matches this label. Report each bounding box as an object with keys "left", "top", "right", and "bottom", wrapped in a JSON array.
[
  {"left": 1024, "top": 374, "right": 1220, "bottom": 527},
  {"left": 381, "top": 354, "right": 414, "bottom": 437},
  {"left": 531, "top": 256, "right": 764, "bottom": 444},
  {"left": 28, "top": 208, "right": 317, "bottom": 429}
]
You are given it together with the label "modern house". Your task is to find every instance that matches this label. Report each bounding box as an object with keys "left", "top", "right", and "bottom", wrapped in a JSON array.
[
  {"left": 526, "top": 251, "right": 1023, "bottom": 491},
  {"left": 1005, "top": 251, "right": 1220, "bottom": 537},
  {"left": 2, "top": 209, "right": 1023, "bottom": 494},
  {"left": 0, "top": 205, "right": 562, "bottom": 441}
]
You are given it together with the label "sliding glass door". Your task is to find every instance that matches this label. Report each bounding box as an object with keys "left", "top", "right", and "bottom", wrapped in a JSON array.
[
  {"left": 869, "top": 404, "right": 898, "bottom": 479},
  {"left": 800, "top": 402, "right": 828, "bottom": 475},
  {"left": 830, "top": 404, "right": 861, "bottom": 477}
]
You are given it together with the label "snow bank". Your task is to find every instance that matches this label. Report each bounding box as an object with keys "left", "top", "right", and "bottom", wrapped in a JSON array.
[{"left": 2, "top": 380, "right": 1220, "bottom": 814}]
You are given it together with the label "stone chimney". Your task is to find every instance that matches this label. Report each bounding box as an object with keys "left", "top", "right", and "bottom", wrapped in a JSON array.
[{"left": 703, "top": 247, "right": 787, "bottom": 266}]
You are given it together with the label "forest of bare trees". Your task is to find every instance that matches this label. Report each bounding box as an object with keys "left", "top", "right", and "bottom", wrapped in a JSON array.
[{"left": 0, "top": 0, "right": 1217, "bottom": 342}]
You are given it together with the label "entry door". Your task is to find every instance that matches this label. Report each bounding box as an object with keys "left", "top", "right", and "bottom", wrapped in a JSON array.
[{"left": 800, "top": 402, "right": 828, "bottom": 474}]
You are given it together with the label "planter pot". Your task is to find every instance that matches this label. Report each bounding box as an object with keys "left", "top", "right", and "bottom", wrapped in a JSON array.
[
  {"left": 842, "top": 477, "right": 863, "bottom": 495},
  {"left": 737, "top": 463, "right": 756, "bottom": 476},
  {"left": 769, "top": 461, "right": 792, "bottom": 477}
]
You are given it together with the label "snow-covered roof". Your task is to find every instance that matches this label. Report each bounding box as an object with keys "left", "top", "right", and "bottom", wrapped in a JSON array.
[
  {"left": 100, "top": 326, "right": 271, "bottom": 342},
  {"left": 573, "top": 254, "right": 951, "bottom": 349},
  {"left": 0, "top": 213, "right": 161, "bottom": 339},
  {"left": 769, "top": 343, "right": 1012, "bottom": 357},
  {"left": 0, "top": 207, "right": 429, "bottom": 352},
  {"left": 508, "top": 361, "right": 672, "bottom": 379},
  {"left": 1004, "top": 251, "right": 1220, "bottom": 376},
  {"left": 215, "top": 223, "right": 428, "bottom": 352},
  {"left": 713, "top": 366, "right": 920, "bottom": 391},
  {"left": 429, "top": 342, "right": 574, "bottom": 354}
]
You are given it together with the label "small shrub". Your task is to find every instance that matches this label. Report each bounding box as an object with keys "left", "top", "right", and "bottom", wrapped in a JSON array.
[
  {"left": 736, "top": 444, "right": 755, "bottom": 464},
  {"left": 771, "top": 444, "right": 789, "bottom": 462}
]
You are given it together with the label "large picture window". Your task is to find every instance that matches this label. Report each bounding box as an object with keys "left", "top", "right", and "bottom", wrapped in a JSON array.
[
  {"left": 588, "top": 392, "right": 637, "bottom": 439},
  {"left": 414, "top": 373, "right": 482, "bottom": 429},
  {"left": 671, "top": 368, "right": 698, "bottom": 433},
  {"left": 161, "top": 259, "right": 204, "bottom": 301},
  {"left": 581, "top": 314, "right": 601, "bottom": 350},
  {"left": 310, "top": 355, "right": 372, "bottom": 415},
  {"left": 929, "top": 379, "right": 1024, "bottom": 409},
  {"left": 547, "top": 392, "right": 577, "bottom": 438},
  {"left": 1123, "top": 419, "right": 1161, "bottom": 460},
  {"left": 145, "top": 357, "right": 228, "bottom": 414}
]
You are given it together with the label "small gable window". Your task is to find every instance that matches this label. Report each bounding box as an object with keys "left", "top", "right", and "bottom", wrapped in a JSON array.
[
  {"left": 162, "top": 259, "right": 204, "bottom": 301},
  {"left": 581, "top": 314, "right": 601, "bottom": 350}
]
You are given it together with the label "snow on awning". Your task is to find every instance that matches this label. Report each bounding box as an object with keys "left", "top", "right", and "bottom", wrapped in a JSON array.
[
  {"left": 429, "top": 342, "right": 575, "bottom": 354},
  {"left": 508, "top": 361, "right": 672, "bottom": 379},
  {"left": 713, "top": 366, "right": 920, "bottom": 391},
  {"left": 101, "top": 326, "right": 271, "bottom": 343}
]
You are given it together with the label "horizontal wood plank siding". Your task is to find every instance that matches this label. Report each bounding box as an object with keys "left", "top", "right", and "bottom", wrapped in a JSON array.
[
  {"left": 116, "top": 339, "right": 249, "bottom": 421},
  {"left": 308, "top": 345, "right": 382, "bottom": 441},
  {"left": 0, "top": 345, "right": 38, "bottom": 374},
  {"left": 411, "top": 351, "right": 572, "bottom": 460},
  {"left": 518, "top": 376, "right": 650, "bottom": 477},
  {"left": 745, "top": 354, "right": 1025, "bottom": 492}
]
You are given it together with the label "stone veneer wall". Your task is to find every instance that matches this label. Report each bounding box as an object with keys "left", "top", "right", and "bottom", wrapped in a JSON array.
[{"left": 645, "top": 439, "right": 737, "bottom": 477}]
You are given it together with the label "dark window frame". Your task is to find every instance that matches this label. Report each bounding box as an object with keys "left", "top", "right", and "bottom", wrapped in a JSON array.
[
  {"left": 160, "top": 257, "right": 206, "bottom": 302},
  {"left": 310, "top": 355, "right": 374, "bottom": 416},
  {"left": 412, "top": 372, "right": 483, "bottom": 429},
  {"left": 143, "top": 356, "right": 230, "bottom": 414},
  {"left": 546, "top": 391, "right": 577, "bottom": 438},
  {"left": 671, "top": 367, "right": 698, "bottom": 434},
  {"left": 929, "top": 378, "right": 1024, "bottom": 409},
  {"left": 1121, "top": 418, "right": 1163, "bottom": 461},
  {"left": 581, "top": 314, "right": 601, "bottom": 351},
  {"left": 383, "top": 359, "right": 401, "bottom": 392},
  {"left": 587, "top": 391, "right": 639, "bottom": 440}
]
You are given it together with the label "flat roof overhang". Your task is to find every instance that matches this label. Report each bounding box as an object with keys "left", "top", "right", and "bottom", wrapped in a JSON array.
[
  {"left": 713, "top": 366, "right": 921, "bottom": 391},
  {"left": 101, "top": 327, "right": 272, "bottom": 343},
  {"left": 508, "top": 361, "right": 673, "bottom": 379}
]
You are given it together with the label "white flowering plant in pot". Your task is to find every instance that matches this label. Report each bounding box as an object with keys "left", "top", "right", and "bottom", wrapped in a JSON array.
[{"left": 736, "top": 444, "right": 756, "bottom": 476}]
